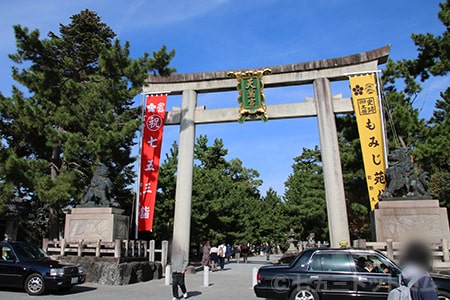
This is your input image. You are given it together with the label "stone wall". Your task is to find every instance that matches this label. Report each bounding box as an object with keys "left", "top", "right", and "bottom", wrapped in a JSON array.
[{"left": 58, "top": 257, "right": 162, "bottom": 285}]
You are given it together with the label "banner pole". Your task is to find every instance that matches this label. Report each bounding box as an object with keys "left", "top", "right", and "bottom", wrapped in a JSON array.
[
  {"left": 375, "top": 72, "right": 389, "bottom": 167},
  {"left": 135, "top": 91, "right": 147, "bottom": 239}
]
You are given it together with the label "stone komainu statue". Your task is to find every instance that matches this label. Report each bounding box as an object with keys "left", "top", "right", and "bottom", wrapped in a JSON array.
[
  {"left": 81, "top": 163, "right": 115, "bottom": 207},
  {"left": 381, "top": 148, "right": 430, "bottom": 198}
]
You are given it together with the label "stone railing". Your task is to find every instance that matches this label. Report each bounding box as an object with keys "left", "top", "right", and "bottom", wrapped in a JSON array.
[
  {"left": 42, "top": 239, "right": 168, "bottom": 267},
  {"left": 359, "top": 239, "right": 450, "bottom": 269}
]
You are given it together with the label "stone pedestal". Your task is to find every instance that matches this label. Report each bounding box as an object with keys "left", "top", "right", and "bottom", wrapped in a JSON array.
[
  {"left": 374, "top": 199, "right": 450, "bottom": 242},
  {"left": 64, "top": 207, "right": 129, "bottom": 243}
]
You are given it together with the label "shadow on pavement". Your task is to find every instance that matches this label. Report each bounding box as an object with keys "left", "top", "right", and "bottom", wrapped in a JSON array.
[
  {"left": 53, "top": 285, "right": 97, "bottom": 296},
  {"left": 187, "top": 290, "right": 202, "bottom": 298},
  {"left": 0, "top": 287, "right": 24, "bottom": 295},
  {"left": 0, "top": 285, "right": 97, "bottom": 297}
]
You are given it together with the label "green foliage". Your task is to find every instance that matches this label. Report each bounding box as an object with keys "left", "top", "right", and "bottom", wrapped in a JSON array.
[
  {"left": 381, "top": 60, "right": 427, "bottom": 149},
  {"left": 252, "top": 188, "right": 287, "bottom": 245},
  {"left": 149, "top": 45, "right": 176, "bottom": 76},
  {"left": 429, "top": 170, "right": 450, "bottom": 208},
  {"left": 397, "top": 0, "right": 450, "bottom": 208},
  {"left": 191, "top": 135, "right": 263, "bottom": 244},
  {"left": 155, "top": 135, "right": 289, "bottom": 251},
  {"left": 151, "top": 141, "right": 178, "bottom": 241},
  {"left": 348, "top": 202, "right": 370, "bottom": 240},
  {"left": 416, "top": 88, "right": 450, "bottom": 170},
  {"left": 283, "top": 146, "right": 328, "bottom": 240},
  {"left": 0, "top": 9, "right": 175, "bottom": 240},
  {"left": 406, "top": 0, "right": 450, "bottom": 80}
]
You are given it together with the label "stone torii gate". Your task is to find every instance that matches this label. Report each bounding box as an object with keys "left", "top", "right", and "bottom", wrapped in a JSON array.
[{"left": 143, "top": 45, "right": 390, "bottom": 254}]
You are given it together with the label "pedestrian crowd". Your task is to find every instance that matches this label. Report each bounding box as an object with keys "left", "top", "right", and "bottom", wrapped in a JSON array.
[{"left": 201, "top": 240, "right": 272, "bottom": 271}]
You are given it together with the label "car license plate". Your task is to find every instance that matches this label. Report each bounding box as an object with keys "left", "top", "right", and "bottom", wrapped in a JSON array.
[{"left": 71, "top": 277, "right": 78, "bottom": 284}]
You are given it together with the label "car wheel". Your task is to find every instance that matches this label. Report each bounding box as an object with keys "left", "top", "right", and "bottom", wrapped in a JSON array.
[
  {"left": 24, "top": 273, "right": 46, "bottom": 295},
  {"left": 290, "top": 286, "right": 319, "bottom": 300},
  {"left": 438, "top": 290, "right": 450, "bottom": 300}
]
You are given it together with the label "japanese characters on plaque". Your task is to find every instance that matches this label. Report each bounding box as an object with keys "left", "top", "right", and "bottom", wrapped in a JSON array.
[
  {"left": 228, "top": 69, "right": 271, "bottom": 123},
  {"left": 349, "top": 74, "right": 386, "bottom": 210}
]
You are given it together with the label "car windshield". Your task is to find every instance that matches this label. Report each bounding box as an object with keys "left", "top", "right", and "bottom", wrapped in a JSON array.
[{"left": 12, "top": 243, "right": 49, "bottom": 261}]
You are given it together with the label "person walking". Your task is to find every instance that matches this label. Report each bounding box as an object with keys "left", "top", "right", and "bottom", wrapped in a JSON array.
[
  {"left": 234, "top": 243, "right": 241, "bottom": 264},
  {"left": 209, "top": 244, "right": 219, "bottom": 272},
  {"left": 171, "top": 244, "right": 189, "bottom": 300},
  {"left": 201, "top": 240, "right": 211, "bottom": 267},
  {"left": 265, "top": 242, "right": 271, "bottom": 261},
  {"left": 218, "top": 242, "right": 226, "bottom": 270},
  {"left": 241, "top": 242, "right": 249, "bottom": 263},
  {"left": 259, "top": 243, "right": 265, "bottom": 257},
  {"left": 226, "top": 244, "right": 232, "bottom": 262}
]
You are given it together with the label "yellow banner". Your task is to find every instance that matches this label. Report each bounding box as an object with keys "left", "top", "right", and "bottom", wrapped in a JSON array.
[{"left": 349, "top": 74, "right": 386, "bottom": 210}]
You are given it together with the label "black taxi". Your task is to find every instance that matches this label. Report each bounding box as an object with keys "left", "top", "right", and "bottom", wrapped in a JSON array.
[
  {"left": 254, "top": 248, "right": 450, "bottom": 300},
  {"left": 0, "top": 241, "right": 85, "bottom": 295}
]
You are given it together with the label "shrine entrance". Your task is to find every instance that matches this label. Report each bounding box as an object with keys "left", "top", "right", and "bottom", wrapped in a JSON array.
[{"left": 143, "top": 45, "right": 390, "bottom": 253}]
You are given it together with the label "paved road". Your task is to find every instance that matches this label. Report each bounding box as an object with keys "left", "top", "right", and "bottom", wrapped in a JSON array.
[{"left": 0, "top": 255, "right": 275, "bottom": 300}]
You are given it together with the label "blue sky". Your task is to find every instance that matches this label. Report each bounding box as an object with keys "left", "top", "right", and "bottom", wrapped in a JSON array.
[{"left": 0, "top": 0, "right": 446, "bottom": 197}]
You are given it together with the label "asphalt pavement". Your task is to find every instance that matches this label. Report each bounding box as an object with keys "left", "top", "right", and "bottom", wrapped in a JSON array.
[{"left": 0, "top": 255, "right": 276, "bottom": 300}]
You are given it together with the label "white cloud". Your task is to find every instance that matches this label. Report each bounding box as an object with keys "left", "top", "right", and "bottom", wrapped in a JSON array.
[{"left": 115, "top": 0, "right": 231, "bottom": 31}]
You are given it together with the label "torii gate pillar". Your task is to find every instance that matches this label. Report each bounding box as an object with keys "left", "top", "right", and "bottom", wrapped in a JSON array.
[
  {"left": 314, "top": 78, "right": 350, "bottom": 247},
  {"left": 172, "top": 90, "right": 197, "bottom": 253}
]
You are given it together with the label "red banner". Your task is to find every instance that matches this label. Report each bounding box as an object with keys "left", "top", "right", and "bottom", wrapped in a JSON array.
[{"left": 138, "top": 94, "right": 167, "bottom": 231}]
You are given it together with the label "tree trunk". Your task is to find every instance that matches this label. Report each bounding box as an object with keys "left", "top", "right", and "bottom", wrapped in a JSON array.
[
  {"left": 47, "top": 146, "right": 61, "bottom": 240},
  {"left": 47, "top": 206, "right": 60, "bottom": 240}
]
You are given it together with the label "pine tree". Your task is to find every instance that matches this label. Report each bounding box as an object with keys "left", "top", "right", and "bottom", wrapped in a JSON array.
[
  {"left": 388, "top": 1, "right": 450, "bottom": 207},
  {"left": 0, "top": 9, "right": 176, "bottom": 240},
  {"left": 151, "top": 141, "right": 178, "bottom": 241},
  {"left": 283, "top": 146, "right": 328, "bottom": 240},
  {"left": 155, "top": 135, "right": 272, "bottom": 251}
]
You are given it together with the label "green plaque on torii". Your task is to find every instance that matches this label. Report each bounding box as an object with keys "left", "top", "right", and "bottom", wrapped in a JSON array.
[{"left": 228, "top": 69, "right": 271, "bottom": 123}]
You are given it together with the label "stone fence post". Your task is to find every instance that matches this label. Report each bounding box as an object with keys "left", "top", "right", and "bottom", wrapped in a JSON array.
[
  {"left": 143, "top": 240, "right": 148, "bottom": 258},
  {"left": 137, "top": 240, "right": 142, "bottom": 256},
  {"left": 130, "top": 240, "right": 135, "bottom": 257},
  {"left": 60, "top": 239, "right": 66, "bottom": 256},
  {"left": 149, "top": 240, "right": 155, "bottom": 262},
  {"left": 161, "top": 240, "right": 169, "bottom": 274},
  {"left": 123, "top": 240, "right": 129, "bottom": 257},
  {"left": 77, "top": 240, "right": 83, "bottom": 256},
  {"left": 114, "top": 239, "right": 122, "bottom": 258},
  {"left": 95, "top": 240, "right": 101, "bottom": 257}
]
